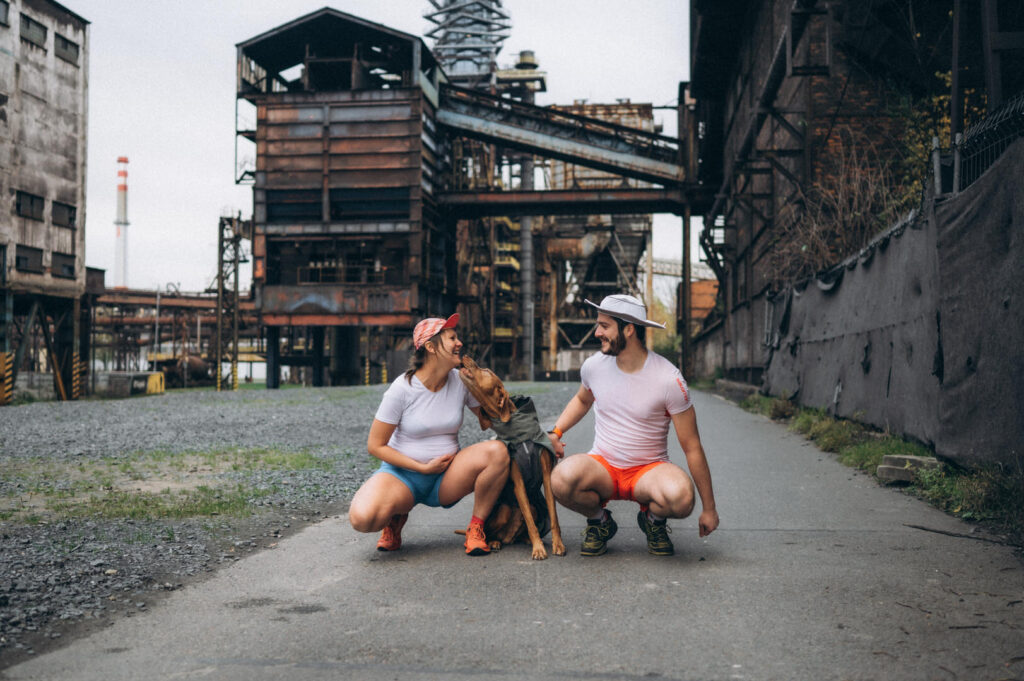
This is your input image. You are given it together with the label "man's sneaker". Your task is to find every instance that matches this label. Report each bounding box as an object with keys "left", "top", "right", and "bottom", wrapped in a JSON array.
[
  {"left": 637, "top": 510, "right": 674, "bottom": 556},
  {"left": 376, "top": 513, "right": 408, "bottom": 551},
  {"left": 580, "top": 510, "right": 617, "bottom": 557},
  {"left": 464, "top": 522, "right": 490, "bottom": 556}
]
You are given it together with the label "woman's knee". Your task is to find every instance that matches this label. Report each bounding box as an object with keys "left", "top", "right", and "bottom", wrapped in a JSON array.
[
  {"left": 482, "top": 440, "right": 509, "bottom": 469},
  {"left": 348, "top": 504, "right": 376, "bottom": 533}
]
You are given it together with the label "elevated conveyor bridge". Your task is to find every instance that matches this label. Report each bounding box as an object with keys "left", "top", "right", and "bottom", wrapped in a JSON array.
[{"left": 436, "top": 85, "right": 692, "bottom": 195}]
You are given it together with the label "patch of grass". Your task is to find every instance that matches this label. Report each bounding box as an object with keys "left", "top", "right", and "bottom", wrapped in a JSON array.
[
  {"left": 740, "top": 393, "right": 797, "bottom": 421},
  {"left": 839, "top": 435, "right": 932, "bottom": 471},
  {"left": 51, "top": 484, "right": 266, "bottom": 520},
  {"left": 807, "top": 418, "right": 865, "bottom": 453},
  {"left": 914, "top": 463, "right": 1024, "bottom": 534},
  {"left": 769, "top": 396, "right": 796, "bottom": 420},
  {"left": 739, "top": 393, "right": 773, "bottom": 416},
  {"left": 790, "top": 407, "right": 828, "bottom": 435}
]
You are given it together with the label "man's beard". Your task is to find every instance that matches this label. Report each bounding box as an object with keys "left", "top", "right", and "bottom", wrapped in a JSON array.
[{"left": 601, "top": 333, "right": 627, "bottom": 356}]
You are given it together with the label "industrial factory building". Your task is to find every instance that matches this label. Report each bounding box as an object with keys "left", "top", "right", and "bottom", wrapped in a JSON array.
[
  {"left": 0, "top": 0, "right": 90, "bottom": 402},
  {"left": 235, "top": 7, "right": 699, "bottom": 388}
]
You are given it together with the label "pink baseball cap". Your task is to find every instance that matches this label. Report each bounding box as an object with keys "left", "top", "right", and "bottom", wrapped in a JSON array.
[{"left": 413, "top": 313, "right": 459, "bottom": 349}]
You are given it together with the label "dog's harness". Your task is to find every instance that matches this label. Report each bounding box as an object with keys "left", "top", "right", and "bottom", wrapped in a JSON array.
[{"left": 488, "top": 395, "right": 556, "bottom": 536}]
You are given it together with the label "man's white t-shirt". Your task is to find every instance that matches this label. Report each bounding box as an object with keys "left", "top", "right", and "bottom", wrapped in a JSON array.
[
  {"left": 580, "top": 351, "right": 693, "bottom": 468},
  {"left": 374, "top": 369, "right": 480, "bottom": 463}
]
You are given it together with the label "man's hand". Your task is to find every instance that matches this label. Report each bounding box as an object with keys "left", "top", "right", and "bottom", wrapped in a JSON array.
[
  {"left": 419, "top": 454, "right": 455, "bottom": 475},
  {"left": 698, "top": 509, "right": 719, "bottom": 537},
  {"left": 547, "top": 432, "right": 565, "bottom": 458}
]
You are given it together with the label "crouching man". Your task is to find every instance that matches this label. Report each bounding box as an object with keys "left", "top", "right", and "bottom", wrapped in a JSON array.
[{"left": 547, "top": 294, "right": 719, "bottom": 556}]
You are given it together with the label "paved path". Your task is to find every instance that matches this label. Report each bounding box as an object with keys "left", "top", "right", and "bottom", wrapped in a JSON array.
[{"left": 5, "top": 390, "right": 1023, "bottom": 680}]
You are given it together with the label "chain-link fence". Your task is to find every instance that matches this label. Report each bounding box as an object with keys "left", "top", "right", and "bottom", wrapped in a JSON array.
[{"left": 957, "top": 91, "right": 1024, "bottom": 191}]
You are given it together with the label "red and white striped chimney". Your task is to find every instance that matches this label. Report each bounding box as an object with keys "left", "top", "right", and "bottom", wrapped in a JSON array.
[{"left": 114, "top": 156, "right": 129, "bottom": 288}]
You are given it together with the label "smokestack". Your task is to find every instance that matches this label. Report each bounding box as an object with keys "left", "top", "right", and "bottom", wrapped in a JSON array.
[{"left": 114, "top": 156, "right": 129, "bottom": 288}]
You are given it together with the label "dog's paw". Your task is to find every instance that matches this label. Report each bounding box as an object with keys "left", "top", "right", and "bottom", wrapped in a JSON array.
[
  {"left": 489, "top": 540, "right": 502, "bottom": 551},
  {"left": 531, "top": 544, "right": 548, "bottom": 560},
  {"left": 551, "top": 539, "right": 567, "bottom": 556}
]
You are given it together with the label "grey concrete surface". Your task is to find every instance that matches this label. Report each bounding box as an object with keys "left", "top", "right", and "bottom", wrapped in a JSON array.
[{"left": 4, "top": 390, "right": 1023, "bottom": 681}]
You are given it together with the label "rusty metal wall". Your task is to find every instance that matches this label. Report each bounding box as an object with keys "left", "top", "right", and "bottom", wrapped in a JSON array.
[{"left": 248, "top": 87, "right": 445, "bottom": 326}]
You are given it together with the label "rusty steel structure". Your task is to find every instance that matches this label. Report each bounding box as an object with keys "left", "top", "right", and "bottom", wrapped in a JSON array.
[
  {"left": 689, "top": 0, "right": 1024, "bottom": 383},
  {"left": 233, "top": 8, "right": 709, "bottom": 387},
  {"left": 91, "top": 286, "right": 260, "bottom": 388},
  {"left": 538, "top": 101, "right": 658, "bottom": 376},
  {"left": 0, "top": 1, "right": 90, "bottom": 404},
  {"left": 236, "top": 9, "right": 455, "bottom": 386},
  {"left": 215, "top": 215, "right": 250, "bottom": 391}
]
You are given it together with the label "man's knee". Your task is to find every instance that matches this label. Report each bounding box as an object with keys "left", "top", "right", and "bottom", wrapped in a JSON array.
[
  {"left": 661, "top": 482, "right": 695, "bottom": 518},
  {"left": 550, "top": 462, "right": 577, "bottom": 502}
]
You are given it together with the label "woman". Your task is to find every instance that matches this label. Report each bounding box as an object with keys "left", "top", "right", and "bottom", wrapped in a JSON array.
[{"left": 348, "top": 313, "right": 508, "bottom": 555}]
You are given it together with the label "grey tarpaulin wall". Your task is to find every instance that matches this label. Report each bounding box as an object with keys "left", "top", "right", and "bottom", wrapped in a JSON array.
[{"left": 764, "top": 139, "right": 1024, "bottom": 468}]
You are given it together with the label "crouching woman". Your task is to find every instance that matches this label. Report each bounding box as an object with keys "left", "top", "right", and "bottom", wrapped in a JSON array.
[{"left": 348, "top": 314, "right": 508, "bottom": 555}]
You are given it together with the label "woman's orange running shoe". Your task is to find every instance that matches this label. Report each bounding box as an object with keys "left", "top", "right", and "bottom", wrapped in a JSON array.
[
  {"left": 376, "top": 513, "right": 408, "bottom": 551},
  {"left": 464, "top": 522, "right": 490, "bottom": 555}
]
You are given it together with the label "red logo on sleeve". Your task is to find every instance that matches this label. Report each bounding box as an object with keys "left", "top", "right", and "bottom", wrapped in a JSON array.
[{"left": 676, "top": 377, "right": 689, "bottom": 402}]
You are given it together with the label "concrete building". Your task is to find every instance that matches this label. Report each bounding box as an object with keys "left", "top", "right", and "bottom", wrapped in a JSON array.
[{"left": 0, "top": 0, "right": 89, "bottom": 401}]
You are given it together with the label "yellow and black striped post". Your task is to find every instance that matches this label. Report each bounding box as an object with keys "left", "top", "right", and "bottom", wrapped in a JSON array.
[
  {"left": 71, "top": 351, "right": 81, "bottom": 400},
  {"left": 0, "top": 352, "right": 11, "bottom": 406}
]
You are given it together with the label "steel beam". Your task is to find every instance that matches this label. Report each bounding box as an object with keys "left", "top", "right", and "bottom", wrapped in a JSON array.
[{"left": 438, "top": 188, "right": 695, "bottom": 217}]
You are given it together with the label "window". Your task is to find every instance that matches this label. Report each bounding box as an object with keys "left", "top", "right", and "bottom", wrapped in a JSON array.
[
  {"left": 20, "top": 13, "right": 47, "bottom": 49},
  {"left": 55, "top": 33, "right": 78, "bottom": 64},
  {"left": 0, "top": 2, "right": 10, "bottom": 27},
  {"left": 52, "top": 201, "right": 76, "bottom": 228},
  {"left": 15, "top": 191, "right": 44, "bottom": 221},
  {"left": 15, "top": 245, "right": 43, "bottom": 274},
  {"left": 52, "top": 253, "right": 75, "bottom": 279},
  {"left": 266, "top": 189, "right": 322, "bottom": 223}
]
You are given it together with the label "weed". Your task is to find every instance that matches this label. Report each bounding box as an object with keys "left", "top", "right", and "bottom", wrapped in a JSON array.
[
  {"left": 51, "top": 484, "right": 266, "bottom": 521},
  {"left": 839, "top": 436, "right": 931, "bottom": 471},
  {"left": 914, "top": 464, "right": 1024, "bottom": 533},
  {"left": 790, "top": 407, "right": 828, "bottom": 435},
  {"left": 769, "top": 396, "right": 796, "bottom": 420},
  {"left": 740, "top": 393, "right": 773, "bottom": 416},
  {"left": 807, "top": 418, "right": 864, "bottom": 452}
]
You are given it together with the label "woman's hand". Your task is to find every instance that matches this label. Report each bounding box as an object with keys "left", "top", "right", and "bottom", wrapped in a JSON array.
[{"left": 419, "top": 454, "right": 455, "bottom": 475}]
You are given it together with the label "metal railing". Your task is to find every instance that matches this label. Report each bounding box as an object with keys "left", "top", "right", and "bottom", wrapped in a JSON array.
[{"left": 935, "top": 91, "right": 1024, "bottom": 195}]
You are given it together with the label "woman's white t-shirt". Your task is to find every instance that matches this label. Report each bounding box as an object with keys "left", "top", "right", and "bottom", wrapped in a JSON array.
[{"left": 374, "top": 369, "right": 480, "bottom": 463}]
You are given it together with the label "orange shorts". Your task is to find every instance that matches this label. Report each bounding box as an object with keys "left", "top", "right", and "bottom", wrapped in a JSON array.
[{"left": 589, "top": 454, "right": 667, "bottom": 504}]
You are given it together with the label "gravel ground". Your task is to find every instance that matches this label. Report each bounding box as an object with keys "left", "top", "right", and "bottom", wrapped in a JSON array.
[{"left": 0, "top": 381, "right": 578, "bottom": 668}]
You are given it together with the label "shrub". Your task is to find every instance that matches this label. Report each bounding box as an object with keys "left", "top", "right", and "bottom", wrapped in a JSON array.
[{"left": 769, "top": 397, "right": 796, "bottom": 420}]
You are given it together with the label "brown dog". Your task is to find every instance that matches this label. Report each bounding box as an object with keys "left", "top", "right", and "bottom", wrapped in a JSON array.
[{"left": 458, "top": 357, "right": 565, "bottom": 560}]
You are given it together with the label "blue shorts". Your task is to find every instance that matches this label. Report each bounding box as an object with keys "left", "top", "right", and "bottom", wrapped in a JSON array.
[{"left": 376, "top": 461, "right": 456, "bottom": 508}]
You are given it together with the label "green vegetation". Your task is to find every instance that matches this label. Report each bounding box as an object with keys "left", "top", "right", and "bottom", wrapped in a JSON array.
[
  {"left": 49, "top": 484, "right": 265, "bottom": 520},
  {"left": 0, "top": 446, "right": 332, "bottom": 523},
  {"left": 736, "top": 391, "right": 1024, "bottom": 545}
]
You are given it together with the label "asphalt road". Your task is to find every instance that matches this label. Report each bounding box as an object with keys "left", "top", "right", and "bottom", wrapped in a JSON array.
[{"left": 4, "top": 389, "right": 1023, "bottom": 681}]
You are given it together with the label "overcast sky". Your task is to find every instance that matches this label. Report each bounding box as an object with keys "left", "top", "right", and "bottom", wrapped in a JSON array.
[{"left": 71, "top": 0, "right": 691, "bottom": 293}]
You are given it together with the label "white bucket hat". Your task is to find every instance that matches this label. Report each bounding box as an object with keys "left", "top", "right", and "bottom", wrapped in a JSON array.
[{"left": 584, "top": 294, "right": 666, "bottom": 329}]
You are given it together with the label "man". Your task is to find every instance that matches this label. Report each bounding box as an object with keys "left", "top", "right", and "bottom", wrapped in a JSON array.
[{"left": 547, "top": 294, "right": 719, "bottom": 556}]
